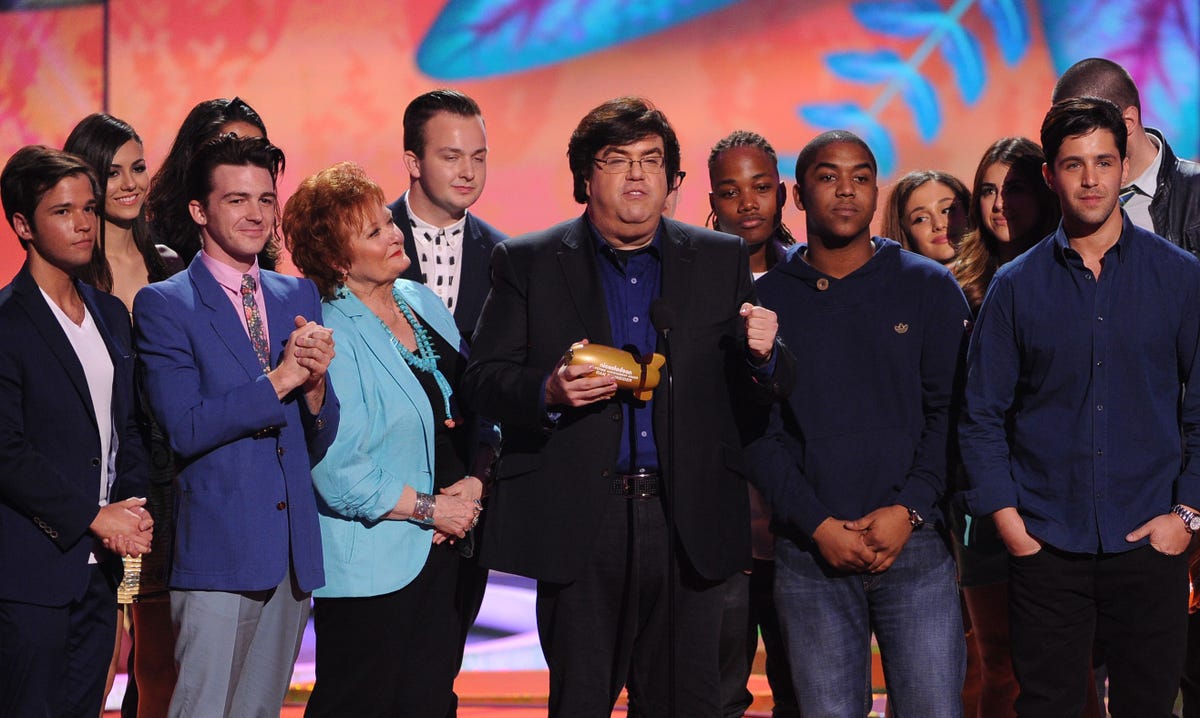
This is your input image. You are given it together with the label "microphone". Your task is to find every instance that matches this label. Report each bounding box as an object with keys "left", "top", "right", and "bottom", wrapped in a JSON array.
[{"left": 650, "top": 299, "right": 676, "bottom": 335}]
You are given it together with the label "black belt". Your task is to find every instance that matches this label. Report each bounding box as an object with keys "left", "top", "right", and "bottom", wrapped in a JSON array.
[{"left": 610, "top": 471, "right": 660, "bottom": 498}]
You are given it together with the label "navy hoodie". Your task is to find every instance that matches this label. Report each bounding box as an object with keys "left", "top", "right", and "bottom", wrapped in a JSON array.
[{"left": 747, "top": 238, "right": 970, "bottom": 539}]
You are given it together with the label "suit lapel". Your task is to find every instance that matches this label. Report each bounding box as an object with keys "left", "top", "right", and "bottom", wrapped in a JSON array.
[
  {"left": 12, "top": 267, "right": 96, "bottom": 427},
  {"left": 190, "top": 260, "right": 267, "bottom": 380},
  {"left": 558, "top": 218, "right": 613, "bottom": 345},
  {"left": 330, "top": 294, "right": 433, "bottom": 438},
  {"left": 658, "top": 218, "right": 696, "bottom": 335}
]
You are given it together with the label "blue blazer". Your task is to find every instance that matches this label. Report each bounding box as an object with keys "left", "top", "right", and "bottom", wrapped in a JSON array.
[
  {"left": 0, "top": 264, "right": 147, "bottom": 605},
  {"left": 312, "top": 280, "right": 463, "bottom": 598},
  {"left": 133, "top": 258, "right": 339, "bottom": 593}
]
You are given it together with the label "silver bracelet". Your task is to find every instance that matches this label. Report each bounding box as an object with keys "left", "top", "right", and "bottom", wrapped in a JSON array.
[{"left": 411, "top": 492, "right": 436, "bottom": 525}]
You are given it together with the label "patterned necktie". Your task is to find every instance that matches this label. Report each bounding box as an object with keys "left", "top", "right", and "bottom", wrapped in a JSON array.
[
  {"left": 1119, "top": 185, "right": 1139, "bottom": 206},
  {"left": 240, "top": 274, "right": 270, "bottom": 372}
]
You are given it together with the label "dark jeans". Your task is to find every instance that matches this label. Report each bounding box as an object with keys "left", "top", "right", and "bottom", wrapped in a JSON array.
[
  {"left": 1008, "top": 543, "right": 1187, "bottom": 718},
  {"left": 537, "top": 495, "right": 726, "bottom": 717}
]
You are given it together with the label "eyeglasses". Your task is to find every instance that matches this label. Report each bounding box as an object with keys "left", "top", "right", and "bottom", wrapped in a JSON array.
[{"left": 593, "top": 155, "right": 666, "bottom": 174}]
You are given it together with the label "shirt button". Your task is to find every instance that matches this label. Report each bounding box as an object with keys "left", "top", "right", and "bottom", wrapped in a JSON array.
[
  {"left": 276, "top": 501, "right": 287, "bottom": 510},
  {"left": 1097, "top": 449, "right": 1104, "bottom": 456},
  {"left": 640, "top": 431, "right": 648, "bottom": 438},
  {"left": 632, "top": 316, "right": 639, "bottom": 323},
  {"left": 1097, "top": 316, "right": 1104, "bottom": 321},
  {"left": 1096, "top": 361, "right": 1103, "bottom": 367},
  {"left": 630, "top": 277, "right": 638, "bottom": 284},
  {"left": 611, "top": 411, "right": 621, "bottom": 421},
  {"left": 1096, "top": 405, "right": 1103, "bottom": 411},
  {"left": 816, "top": 278, "right": 830, "bottom": 291},
  {"left": 277, "top": 447, "right": 286, "bottom": 457},
  {"left": 1085, "top": 273, "right": 1093, "bottom": 280},
  {"left": 90, "top": 458, "right": 101, "bottom": 467}
]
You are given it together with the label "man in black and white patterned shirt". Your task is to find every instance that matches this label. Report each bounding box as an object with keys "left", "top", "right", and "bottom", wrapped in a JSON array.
[{"left": 388, "top": 89, "right": 507, "bottom": 345}]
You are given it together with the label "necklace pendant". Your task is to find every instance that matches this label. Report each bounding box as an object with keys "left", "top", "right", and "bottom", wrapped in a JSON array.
[{"left": 444, "top": 418, "right": 457, "bottom": 429}]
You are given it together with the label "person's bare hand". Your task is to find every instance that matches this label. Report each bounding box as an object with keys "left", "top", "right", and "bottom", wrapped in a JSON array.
[
  {"left": 1127, "top": 512, "right": 1193, "bottom": 555},
  {"left": 432, "top": 494, "right": 477, "bottom": 538},
  {"left": 544, "top": 340, "right": 618, "bottom": 408},
  {"left": 740, "top": 303, "right": 778, "bottom": 363},
  {"left": 993, "top": 507, "right": 1042, "bottom": 557},
  {"left": 811, "top": 517, "right": 875, "bottom": 572},
  {"left": 91, "top": 497, "right": 154, "bottom": 557},
  {"left": 845, "top": 505, "right": 913, "bottom": 573}
]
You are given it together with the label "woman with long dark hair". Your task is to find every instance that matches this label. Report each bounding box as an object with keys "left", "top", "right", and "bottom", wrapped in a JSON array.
[
  {"left": 955, "top": 137, "right": 1060, "bottom": 311},
  {"left": 144, "top": 97, "right": 276, "bottom": 268},
  {"left": 64, "top": 113, "right": 183, "bottom": 717}
]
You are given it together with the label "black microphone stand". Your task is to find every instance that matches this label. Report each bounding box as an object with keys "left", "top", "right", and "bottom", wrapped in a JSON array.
[{"left": 650, "top": 299, "right": 677, "bottom": 717}]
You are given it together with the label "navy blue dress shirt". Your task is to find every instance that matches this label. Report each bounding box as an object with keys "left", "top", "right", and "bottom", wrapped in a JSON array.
[
  {"left": 960, "top": 215, "right": 1200, "bottom": 554},
  {"left": 591, "top": 224, "right": 663, "bottom": 473}
]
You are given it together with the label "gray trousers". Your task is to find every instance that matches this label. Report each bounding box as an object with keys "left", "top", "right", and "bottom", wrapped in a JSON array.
[{"left": 167, "top": 570, "right": 310, "bottom": 718}]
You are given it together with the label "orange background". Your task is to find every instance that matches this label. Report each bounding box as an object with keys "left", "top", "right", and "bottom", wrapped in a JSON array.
[{"left": 0, "top": 0, "right": 1149, "bottom": 283}]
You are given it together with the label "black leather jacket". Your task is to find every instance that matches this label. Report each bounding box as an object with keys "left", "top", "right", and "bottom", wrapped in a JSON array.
[{"left": 1148, "top": 128, "right": 1200, "bottom": 255}]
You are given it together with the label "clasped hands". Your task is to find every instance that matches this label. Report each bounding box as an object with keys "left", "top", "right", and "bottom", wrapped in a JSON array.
[
  {"left": 543, "top": 302, "right": 779, "bottom": 408},
  {"left": 812, "top": 505, "right": 913, "bottom": 573},
  {"left": 90, "top": 496, "right": 154, "bottom": 557},
  {"left": 431, "top": 476, "right": 484, "bottom": 546},
  {"left": 269, "top": 315, "right": 335, "bottom": 412}
]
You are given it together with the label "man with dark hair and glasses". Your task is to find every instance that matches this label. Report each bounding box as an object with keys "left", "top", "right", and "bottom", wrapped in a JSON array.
[{"left": 463, "top": 96, "right": 792, "bottom": 716}]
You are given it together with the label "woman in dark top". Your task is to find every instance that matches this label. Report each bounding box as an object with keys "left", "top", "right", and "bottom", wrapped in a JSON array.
[{"left": 284, "top": 161, "right": 493, "bottom": 717}]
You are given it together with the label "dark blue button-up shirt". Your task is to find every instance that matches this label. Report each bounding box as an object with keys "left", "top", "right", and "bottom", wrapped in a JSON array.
[
  {"left": 591, "top": 224, "right": 662, "bottom": 473},
  {"left": 960, "top": 214, "right": 1200, "bottom": 554}
]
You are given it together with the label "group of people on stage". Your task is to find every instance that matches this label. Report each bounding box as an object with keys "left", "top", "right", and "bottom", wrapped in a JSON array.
[{"left": 1, "top": 53, "right": 1198, "bottom": 718}]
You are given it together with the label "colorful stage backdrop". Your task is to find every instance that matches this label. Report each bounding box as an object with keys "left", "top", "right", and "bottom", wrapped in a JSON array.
[{"left": 1, "top": 0, "right": 1196, "bottom": 283}]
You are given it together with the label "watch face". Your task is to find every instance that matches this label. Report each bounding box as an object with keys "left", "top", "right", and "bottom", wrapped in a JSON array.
[{"left": 1189, "top": 516, "right": 1200, "bottom": 532}]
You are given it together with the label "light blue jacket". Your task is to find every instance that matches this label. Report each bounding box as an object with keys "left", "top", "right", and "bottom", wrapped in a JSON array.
[{"left": 312, "top": 280, "right": 463, "bottom": 598}]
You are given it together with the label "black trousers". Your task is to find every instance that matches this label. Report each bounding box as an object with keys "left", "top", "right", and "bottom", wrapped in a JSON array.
[
  {"left": 717, "top": 560, "right": 800, "bottom": 718},
  {"left": 1008, "top": 544, "right": 1187, "bottom": 718},
  {"left": 305, "top": 541, "right": 461, "bottom": 718},
  {"left": 0, "top": 564, "right": 117, "bottom": 718},
  {"left": 537, "top": 495, "right": 726, "bottom": 717}
]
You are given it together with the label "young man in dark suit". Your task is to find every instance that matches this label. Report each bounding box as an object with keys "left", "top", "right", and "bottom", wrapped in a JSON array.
[
  {"left": 0, "top": 145, "right": 152, "bottom": 717},
  {"left": 464, "top": 96, "right": 792, "bottom": 716},
  {"left": 388, "top": 89, "right": 507, "bottom": 344}
]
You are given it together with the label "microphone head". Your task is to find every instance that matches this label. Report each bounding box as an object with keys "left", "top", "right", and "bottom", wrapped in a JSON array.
[{"left": 650, "top": 299, "right": 677, "bottom": 333}]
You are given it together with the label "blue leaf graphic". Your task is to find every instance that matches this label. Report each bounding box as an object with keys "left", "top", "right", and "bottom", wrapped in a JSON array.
[
  {"left": 852, "top": 0, "right": 943, "bottom": 38},
  {"left": 416, "top": 0, "right": 741, "bottom": 80},
  {"left": 826, "top": 51, "right": 940, "bottom": 140},
  {"left": 939, "top": 23, "right": 985, "bottom": 104},
  {"left": 827, "top": 50, "right": 906, "bottom": 83},
  {"left": 799, "top": 102, "right": 897, "bottom": 177},
  {"left": 979, "top": 0, "right": 1030, "bottom": 65},
  {"left": 899, "top": 73, "right": 940, "bottom": 140}
]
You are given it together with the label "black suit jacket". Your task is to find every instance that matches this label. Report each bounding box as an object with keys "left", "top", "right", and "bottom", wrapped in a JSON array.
[
  {"left": 388, "top": 194, "right": 507, "bottom": 343},
  {"left": 0, "top": 264, "right": 147, "bottom": 606},
  {"left": 463, "top": 216, "right": 793, "bottom": 583}
]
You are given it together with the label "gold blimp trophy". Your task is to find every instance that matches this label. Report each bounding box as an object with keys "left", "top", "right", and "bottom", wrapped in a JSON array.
[{"left": 563, "top": 342, "right": 666, "bottom": 402}]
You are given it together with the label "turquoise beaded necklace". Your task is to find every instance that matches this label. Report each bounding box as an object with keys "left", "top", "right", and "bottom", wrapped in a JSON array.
[{"left": 380, "top": 285, "right": 457, "bottom": 428}]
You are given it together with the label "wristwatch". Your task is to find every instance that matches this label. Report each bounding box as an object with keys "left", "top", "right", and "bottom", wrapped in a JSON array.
[
  {"left": 905, "top": 506, "right": 925, "bottom": 531},
  {"left": 1172, "top": 504, "right": 1200, "bottom": 534}
]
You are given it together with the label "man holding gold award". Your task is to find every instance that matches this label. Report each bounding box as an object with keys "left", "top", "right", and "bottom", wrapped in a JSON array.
[{"left": 463, "top": 96, "right": 793, "bottom": 717}]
